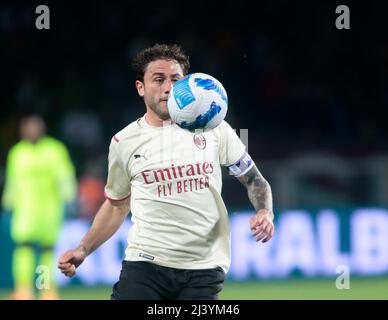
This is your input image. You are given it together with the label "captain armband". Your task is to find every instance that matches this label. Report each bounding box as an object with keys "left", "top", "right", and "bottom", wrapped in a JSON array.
[{"left": 227, "top": 151, "right": 255, "bottom": 177}]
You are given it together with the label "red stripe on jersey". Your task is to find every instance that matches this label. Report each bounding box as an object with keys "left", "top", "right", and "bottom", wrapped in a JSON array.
[
  {"left": 113, "top": 135, "right": 119, "bottom": 143},
  {"left": 104, "top": 192, "right": 130, "bottom": 202}
]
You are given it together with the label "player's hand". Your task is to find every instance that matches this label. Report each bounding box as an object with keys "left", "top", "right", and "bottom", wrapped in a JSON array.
[
  {"left": 58, "top": 246, "right": 87, "bottom": 277},
  {"left": 250, "top": 209, "right": 274, "bottom": 243}
]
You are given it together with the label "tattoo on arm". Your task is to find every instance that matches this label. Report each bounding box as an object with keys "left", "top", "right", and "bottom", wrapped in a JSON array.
[{"left": 237, "top": 165, "right": 273, "bottom": 217}]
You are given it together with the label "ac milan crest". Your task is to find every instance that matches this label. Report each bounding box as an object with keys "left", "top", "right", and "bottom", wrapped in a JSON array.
[{"left": 193, "top": 134, "right": 206, "bottom": 149}]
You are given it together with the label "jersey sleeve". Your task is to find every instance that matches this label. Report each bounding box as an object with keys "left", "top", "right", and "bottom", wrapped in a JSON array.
[
  {"left": 104, "top": 138, "right": 131, "bottom": 201},
  {"left": 217, "top": 121, "right": 247, "bottom": 167}
]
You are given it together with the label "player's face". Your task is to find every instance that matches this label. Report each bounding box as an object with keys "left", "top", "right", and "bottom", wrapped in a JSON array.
[
  {"left": 136, "top": 59, "right": 183, "bottom": 120},
  {"left": 20, "top": 116, "right": 45, "bottom": 143}
]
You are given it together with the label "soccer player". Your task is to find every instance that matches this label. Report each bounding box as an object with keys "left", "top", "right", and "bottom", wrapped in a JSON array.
[
  {"left": 58, "top": 44, "right": 274, "bottom": 300},
  {"left": 2, "top": 115, "right": 77, "bottom": 300}
]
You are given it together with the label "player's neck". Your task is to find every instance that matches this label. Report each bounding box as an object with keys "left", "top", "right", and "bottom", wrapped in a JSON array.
[{"left": 145, "top": 111, "right": 172, "bottom": 127}]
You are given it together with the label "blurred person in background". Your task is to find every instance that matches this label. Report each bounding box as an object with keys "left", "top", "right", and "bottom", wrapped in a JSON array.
[
  {"left": 78, "top": 158, "right": 106, "bottom": 222},
  {"left": 1, "top": 114, "right": 77, "bottom": 300}
]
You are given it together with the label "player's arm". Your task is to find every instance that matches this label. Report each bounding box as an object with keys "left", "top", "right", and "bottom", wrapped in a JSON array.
[
  {"left": 237, "top": 164, "right": 273, "bottom": 217},
  {"left": 237, "top": 164, "right": 274, "bottom": 243},
  {"left": 228, "top": 151, "right": 274, "bottom": 243},
  {"left": 58, "top": 197, "right": 130, "bottom": 277}
]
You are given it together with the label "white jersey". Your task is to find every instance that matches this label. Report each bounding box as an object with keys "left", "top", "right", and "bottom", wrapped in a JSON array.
[{"left": 104, "top": 115, "right": 246, "bottom": 273}]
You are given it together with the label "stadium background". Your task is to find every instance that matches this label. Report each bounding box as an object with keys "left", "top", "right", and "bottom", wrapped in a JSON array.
[{"left": 1, "top": 0, "right": 388, "bottom": 299}]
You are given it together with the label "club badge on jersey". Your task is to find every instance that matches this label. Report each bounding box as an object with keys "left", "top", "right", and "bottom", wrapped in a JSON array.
[{"left": 227, "top": 151, "right": 254, "bottom": 177}]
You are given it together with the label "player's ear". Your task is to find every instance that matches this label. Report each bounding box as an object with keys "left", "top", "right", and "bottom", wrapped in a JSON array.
[{"left": 135, "top": 80, "right": 145, "bottom": 97}]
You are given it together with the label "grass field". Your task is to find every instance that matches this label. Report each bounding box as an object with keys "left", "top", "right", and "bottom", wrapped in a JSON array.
[{"left": 1, "top": 277, "right": 388, "bottom": 300}]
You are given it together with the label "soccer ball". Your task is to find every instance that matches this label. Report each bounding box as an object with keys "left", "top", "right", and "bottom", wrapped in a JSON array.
[{"left": 167, "top": 73, "right": 228, "bottom": 131}]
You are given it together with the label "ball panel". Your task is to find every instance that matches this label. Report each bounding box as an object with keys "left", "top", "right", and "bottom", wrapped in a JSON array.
[
  {"left": 167, "top": 72, "right": 228, "bottom": 131},
  {"left": 172, "top": 74, "right": 196, "bottom": 110}
]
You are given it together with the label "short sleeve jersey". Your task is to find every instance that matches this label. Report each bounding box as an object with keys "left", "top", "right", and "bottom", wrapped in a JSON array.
[{"left": 105, "top": 116, "right": 246, "bottom": 272}]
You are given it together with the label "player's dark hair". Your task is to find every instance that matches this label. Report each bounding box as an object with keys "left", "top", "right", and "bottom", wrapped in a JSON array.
[{"left": 132, "top": 43, "right": 190, "bottom": 82}]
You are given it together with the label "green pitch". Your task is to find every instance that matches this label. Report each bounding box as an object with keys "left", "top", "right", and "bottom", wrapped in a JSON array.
[{"left": 1, "top": 277, "right": 388, "bottom": 300}]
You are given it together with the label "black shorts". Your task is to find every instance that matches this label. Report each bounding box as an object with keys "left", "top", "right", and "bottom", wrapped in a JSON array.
[{"left": 111, "top": 260, "right": 226, "bottom": 300}]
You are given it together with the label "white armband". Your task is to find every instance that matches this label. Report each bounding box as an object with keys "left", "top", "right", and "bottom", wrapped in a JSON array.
[{"left": 227, "top": 151, "right": 254, "bottom": 177}]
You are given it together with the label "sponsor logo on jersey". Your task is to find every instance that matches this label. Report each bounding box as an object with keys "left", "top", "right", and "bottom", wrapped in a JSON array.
[{"left": 141, "top": 162, "right": 214, "bottom": 184}]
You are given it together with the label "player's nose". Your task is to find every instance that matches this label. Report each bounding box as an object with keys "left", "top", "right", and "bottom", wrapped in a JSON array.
[{"left": 163, "top": 79, "right": 173, "bottom": 94}]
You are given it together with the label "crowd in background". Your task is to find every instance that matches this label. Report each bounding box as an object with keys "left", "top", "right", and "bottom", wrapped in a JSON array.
[{"left": 1, "top": 1, "right": 387, "bottom": 211}]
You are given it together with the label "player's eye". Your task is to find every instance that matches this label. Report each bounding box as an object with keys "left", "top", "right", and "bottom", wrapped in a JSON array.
[{"left": 154, "top": 78, "right": 164, "bottom": 83}]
